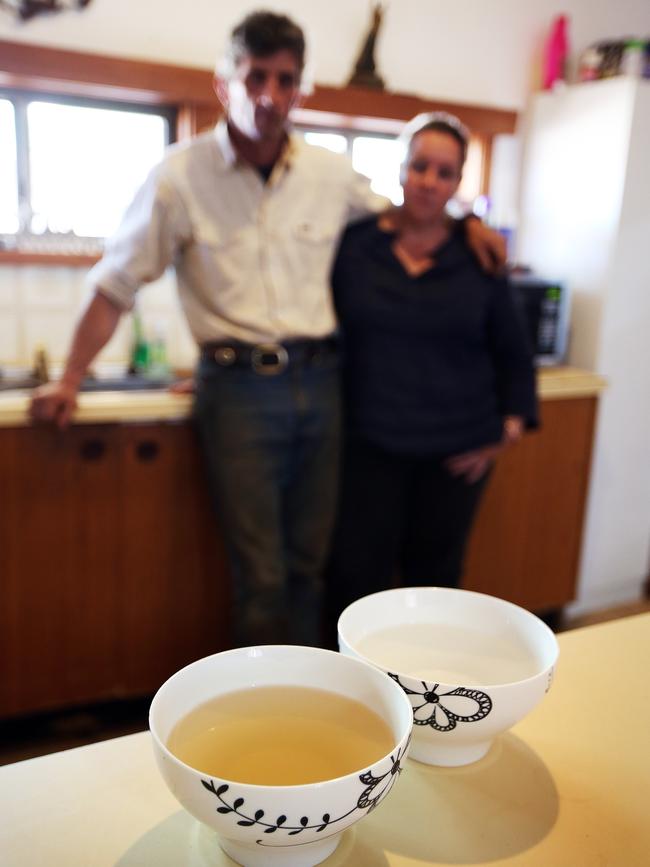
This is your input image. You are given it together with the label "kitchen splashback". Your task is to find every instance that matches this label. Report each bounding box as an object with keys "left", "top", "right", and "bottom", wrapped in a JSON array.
[{"left": 0, "top": 266, "right": 197, "bottom": 373}]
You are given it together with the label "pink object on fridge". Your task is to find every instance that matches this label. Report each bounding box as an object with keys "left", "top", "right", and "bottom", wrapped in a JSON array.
[{"left": 543, "top": 15, "right": 569, "bottom": 89}]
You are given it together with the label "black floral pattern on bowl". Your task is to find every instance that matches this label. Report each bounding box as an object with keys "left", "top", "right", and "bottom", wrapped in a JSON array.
[
  {"left": 388, "top": 673, "right": 492, "bottom": 732},
  {"left": 200, "top": 735, "right": 410, "bottom": 846}
]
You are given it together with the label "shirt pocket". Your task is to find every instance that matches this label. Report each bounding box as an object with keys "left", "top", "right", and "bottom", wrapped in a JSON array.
[
  {"left": 288, "top": 219, "right": 342, "bottom": 286},
  {"left": 186, "top": 224, "right": 255, "bottom": 307},
  {"left": 192, "top": 223, "right": 245, "bottom": 251},
  {"left": 291, "top": 220, "right": 340, "bottom": 246}
]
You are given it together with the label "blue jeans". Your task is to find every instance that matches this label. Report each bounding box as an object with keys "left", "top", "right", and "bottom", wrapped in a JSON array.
[{"left": 194, "top": 355, "right": 341, "bottom": 648}]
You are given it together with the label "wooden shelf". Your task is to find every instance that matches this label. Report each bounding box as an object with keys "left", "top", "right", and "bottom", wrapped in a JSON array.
[
  {"left": 0, "top": 40, "right": 517, "bottom": 136},
  {"left": 297, "top": 84, "right": 517, "bottom": 135},
  {"left": 0, "top": 250, "right": 100, "bottom": 267},
  {"left": 0, "top": 40, "right": 519, "bottom": 262},
  {"left": 0, "top": 39, "right": 215, "bottom": 106}
]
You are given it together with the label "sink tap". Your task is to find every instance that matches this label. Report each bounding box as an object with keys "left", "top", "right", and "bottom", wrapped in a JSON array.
[{"left": 32, "top": 345, "right": 50, "bottom": 385}]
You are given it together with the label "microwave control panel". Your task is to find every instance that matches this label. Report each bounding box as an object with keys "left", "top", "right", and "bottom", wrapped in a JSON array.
[
  {"left": 538, "top": 285, "right": 563, "bottom": 353},
  {"left": 510, "top": 277, "right": 568, "bottom": 365}
]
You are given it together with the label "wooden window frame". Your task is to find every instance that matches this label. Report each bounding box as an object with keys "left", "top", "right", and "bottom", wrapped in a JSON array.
[{"left": 0, "top": 40, "right": 517, "bottom": 267}]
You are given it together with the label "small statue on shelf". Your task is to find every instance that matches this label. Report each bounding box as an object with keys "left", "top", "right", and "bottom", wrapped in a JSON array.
[
  {"left": 0, "top": 0, "right": 92, "bottom": 22},
  {"left": 347, "top": 3, "right": 386, "bottom": 90}
]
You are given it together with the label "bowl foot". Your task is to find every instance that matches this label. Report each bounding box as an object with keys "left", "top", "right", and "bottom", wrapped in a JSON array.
[
  {"left": 219, "top": 832, "right": 341, "bottom": 867},
  {"left": 408, "top": 738, "right": 493, "bottom": 767}
]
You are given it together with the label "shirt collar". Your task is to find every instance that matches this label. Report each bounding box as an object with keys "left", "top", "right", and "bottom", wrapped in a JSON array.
[
  {"left": 213, "top": 118, "right": 298, "bottom": 178},
  {"left": 214, "top": 118, "right": 238, "bottom": 169}
]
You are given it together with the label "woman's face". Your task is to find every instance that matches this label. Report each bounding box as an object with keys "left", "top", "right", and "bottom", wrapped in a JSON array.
[{"left": 400, "top": 130, "right": 463, "bottom": 222}]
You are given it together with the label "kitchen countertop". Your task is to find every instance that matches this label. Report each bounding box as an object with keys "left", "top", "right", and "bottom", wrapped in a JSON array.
[
  {"left": 1, "top": 613, "right": 648, "bottom": 867},
  {"left": 0, "top": 386, "right": 193, "bottom": 426},
  {"left": 0, "top": 367, "right": 607, "bottom": 428},
  {"left": 534, "top": 365, "right": 606, "bottom": 399}
]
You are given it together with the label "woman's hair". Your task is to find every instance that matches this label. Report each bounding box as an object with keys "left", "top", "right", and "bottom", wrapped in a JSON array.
[
  {"left": 217, "top": 11, "right": 306, "bottom": 79},
  {"left": 398, "top": 111, "right": 470, "bottom": 169}
]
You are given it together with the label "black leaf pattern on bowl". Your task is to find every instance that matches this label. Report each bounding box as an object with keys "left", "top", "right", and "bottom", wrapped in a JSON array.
[{"left": 200, "top": 737, "right": 410, "bottom": 847}]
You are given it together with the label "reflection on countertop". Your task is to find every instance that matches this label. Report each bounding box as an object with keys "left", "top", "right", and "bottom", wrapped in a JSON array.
[{"left": 0, "top": 383, "right": 193, "bottom": 426}]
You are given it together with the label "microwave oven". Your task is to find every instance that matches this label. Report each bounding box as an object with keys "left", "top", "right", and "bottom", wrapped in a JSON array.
[{"left": 508, "top": 274, "right": 570, "bottom": 367}]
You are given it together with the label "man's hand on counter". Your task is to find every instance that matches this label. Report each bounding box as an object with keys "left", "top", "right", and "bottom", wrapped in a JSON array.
[{"left": 29, "top": 381, "right": 78, "bottom": 429}]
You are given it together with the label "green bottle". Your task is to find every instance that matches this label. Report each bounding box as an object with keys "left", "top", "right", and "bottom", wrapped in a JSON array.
[{"left": 128, "top": 308, "right": 150, "bottom": 375}]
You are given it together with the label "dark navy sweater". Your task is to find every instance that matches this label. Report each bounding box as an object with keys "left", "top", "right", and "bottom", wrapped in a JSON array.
[{"left": 332, "top": 216, "right": 538, "bottom": 456}]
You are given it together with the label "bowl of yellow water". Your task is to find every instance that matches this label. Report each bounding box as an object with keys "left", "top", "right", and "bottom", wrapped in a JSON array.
[
  {"left": 338, "top": 587, "right": 559, "bottom": 767},
  {"left": 149, "top": 645, "right": 413, "bottom": 867}
]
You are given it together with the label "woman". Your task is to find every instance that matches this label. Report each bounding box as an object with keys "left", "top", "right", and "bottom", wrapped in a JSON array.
[{"left": 325, "top": 112, "right": 537, "bottom": 624}]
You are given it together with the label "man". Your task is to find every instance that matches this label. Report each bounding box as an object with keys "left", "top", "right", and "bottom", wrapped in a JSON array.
[{"left": 30, "top": 11, "right": 505, "bottom": 647}]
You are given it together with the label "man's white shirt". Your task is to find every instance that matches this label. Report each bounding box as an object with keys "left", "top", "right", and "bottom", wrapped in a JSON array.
[{"left": 89, "top": 120, "right": 386, "bottom": 345}]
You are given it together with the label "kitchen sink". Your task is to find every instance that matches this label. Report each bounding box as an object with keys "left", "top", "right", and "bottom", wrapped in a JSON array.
[
  {"left": 0, "top": 377, "right": 41, "bottom": 392},
  {"left": 80, "top": 375, "right": 175, "bottom": 392},
  {"left": 0, "top": 375, "right": 175, "bottom": 392}
]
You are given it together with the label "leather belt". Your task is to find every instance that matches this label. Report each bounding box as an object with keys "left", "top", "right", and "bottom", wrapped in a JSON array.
[{"left": 200, "top": 338, "right": 339, "bottom": 376}]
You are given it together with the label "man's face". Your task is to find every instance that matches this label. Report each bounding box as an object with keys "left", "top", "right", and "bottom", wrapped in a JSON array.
[{"left": 220, "top": 50, "right": 302, "bottom": 144}]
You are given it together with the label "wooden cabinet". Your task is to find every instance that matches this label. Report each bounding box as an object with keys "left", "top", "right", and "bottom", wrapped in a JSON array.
[
  {"left": 462, "top": 395, "right": 598, "bottom": 614},
  {"left": 0, "top": 389, "right": 599, "bottom": 718},
  {"left": 0, "top": 421, "right": 229, "bottom": 718}
]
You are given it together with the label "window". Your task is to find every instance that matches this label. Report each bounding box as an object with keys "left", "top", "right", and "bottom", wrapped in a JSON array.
[
  {"left": 0, "top": 41, "right": 515, "bottom": 259},
  {"left": 301, "top": 127, "right": 403, "bottom": 204},
  {"left": 303, "top": 131, "right": 348, "bottom": 155},
  {"left": 351, "top": 135, "right": 404, "bottom": 203},
  {"left": 299, "top": 125, "right": 485, "bottom": 209},
  {"left": 0, "top": 93, "right": 174, "bottom": 255},
  {"left": 0, "top": 99, "right": 19, "bottom": 233}
]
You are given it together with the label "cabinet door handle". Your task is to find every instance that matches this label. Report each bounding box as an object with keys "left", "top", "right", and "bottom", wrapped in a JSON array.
[
  {"left": 79, "top": 439, "right": 106, "bottom": 461},
  {"left": 135, "top": 440, "right": 160, "bottom": 462}
]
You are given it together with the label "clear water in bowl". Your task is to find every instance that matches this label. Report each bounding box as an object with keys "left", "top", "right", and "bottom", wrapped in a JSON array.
[{"left": 355, "top": 623, "right": 540, "bottom": 685}]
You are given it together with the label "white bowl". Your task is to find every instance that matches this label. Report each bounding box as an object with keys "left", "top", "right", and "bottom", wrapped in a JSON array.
[
  {"left": 149, "top": 645, "right": 413, "bottom": 867},
  {"left": 338, "top": 587, "right": 559, "bottom": 767}
]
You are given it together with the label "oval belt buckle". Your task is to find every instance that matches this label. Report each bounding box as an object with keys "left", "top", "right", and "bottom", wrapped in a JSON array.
[{"left": 251, "top": 343, "right": 289, "bottom": 375}]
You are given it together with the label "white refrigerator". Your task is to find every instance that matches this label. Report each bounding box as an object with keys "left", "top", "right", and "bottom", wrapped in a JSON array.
[{"left": 516, "top": 77, "right": 650, "bottom": 613}]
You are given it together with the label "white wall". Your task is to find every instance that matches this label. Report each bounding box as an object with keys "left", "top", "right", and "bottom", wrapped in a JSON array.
[{"left": 1, "top": 0, "right": 649, "bottom": 110}]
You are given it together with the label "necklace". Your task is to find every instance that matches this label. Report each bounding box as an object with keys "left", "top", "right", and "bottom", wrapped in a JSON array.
[
  {"left": 379, "top": 211, "right": 449, "bottom": 277},
  {"left": 387, "top": 220, "right": 450, "bottom": 278}
]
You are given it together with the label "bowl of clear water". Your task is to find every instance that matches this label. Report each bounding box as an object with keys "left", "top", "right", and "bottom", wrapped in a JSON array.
[{"left": 338, "top": 587, "right": 559, "bottom": 767}]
